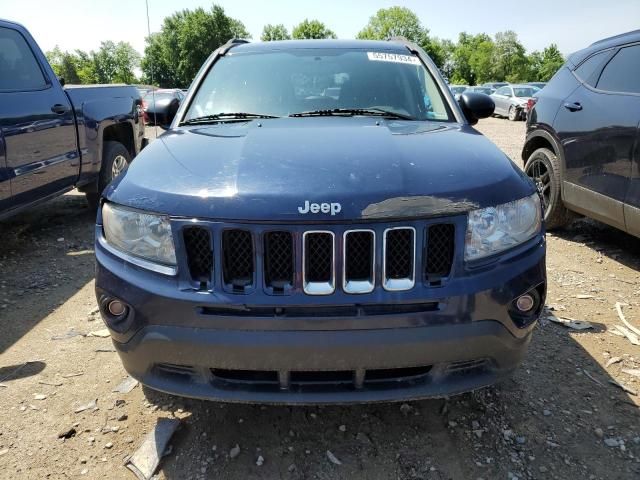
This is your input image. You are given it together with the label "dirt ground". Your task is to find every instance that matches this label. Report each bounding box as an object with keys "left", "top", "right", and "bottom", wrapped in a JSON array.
[{"left": 1, "top": 117, "right": 639, "bottom": 480}]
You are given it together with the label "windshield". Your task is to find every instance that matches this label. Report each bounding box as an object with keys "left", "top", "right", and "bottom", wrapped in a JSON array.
[
  {"left": 185, "top": 49, "right": 453, "bottom": 122},
  {"left": 450, "top": 86, "right": 467, "bottom": 94},
  {"left": 513, "top": 87, "right": 539, "bottom": 97}
]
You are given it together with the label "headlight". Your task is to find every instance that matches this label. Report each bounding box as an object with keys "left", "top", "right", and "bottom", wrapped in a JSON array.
[
  {"left": 102, "top": 203, "right": 176, "bottom": 266},
  {"left": 465, "top": 193, "right": 541, "bottom": 261}
]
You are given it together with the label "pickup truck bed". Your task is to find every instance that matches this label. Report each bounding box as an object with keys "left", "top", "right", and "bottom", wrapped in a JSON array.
[{"left": 0, "top": 18, "right": 145, "bottom": 219}]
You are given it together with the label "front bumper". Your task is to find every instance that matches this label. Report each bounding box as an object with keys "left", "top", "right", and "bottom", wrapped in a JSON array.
[{"left": 95, "top": 231, "right": 545, "bottom": 404}]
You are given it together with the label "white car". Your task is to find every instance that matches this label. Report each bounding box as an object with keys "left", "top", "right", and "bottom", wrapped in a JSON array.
[{"left": 490, "top": 84, "right": 540, "bottom": 121}]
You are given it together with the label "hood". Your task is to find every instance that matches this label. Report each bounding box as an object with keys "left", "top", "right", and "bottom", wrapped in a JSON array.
[{"left": 105, "top": 117, "right": 533, "bottom": 222}]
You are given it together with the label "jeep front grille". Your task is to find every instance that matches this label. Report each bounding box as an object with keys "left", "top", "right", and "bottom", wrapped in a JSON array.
[
  {"left": 343, "top": 230, "right": 375, "bottom": 294},
  {"left": 222, "top": 229, "right": 254, "bottom": 291},
  {"left": 303, "top": 231, "right": 335, "bottom": 295},
  {"left": 183, "top": 227, "right": 213, "bottom": 283},
  {"left": 180, "top": 222, "right": 456, "bottom": 295},
  {"left": 264, "top": 231, "right": 294, "bottom": 292},
  {"left": 425, "top": 223, "right": 455, "bottom": 283},
  {"left": 383, "top": 227, "right": 415, "bottom": 291}
]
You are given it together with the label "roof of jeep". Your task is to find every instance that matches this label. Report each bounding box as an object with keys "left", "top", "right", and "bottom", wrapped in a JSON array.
[{"left": 229, "top": 39, "right": 412, "bottom": 54}]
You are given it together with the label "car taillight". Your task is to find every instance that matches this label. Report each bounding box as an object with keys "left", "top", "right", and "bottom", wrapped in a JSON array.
[{"left": 527, "top": 98, "right": 537, "bottom": 111}]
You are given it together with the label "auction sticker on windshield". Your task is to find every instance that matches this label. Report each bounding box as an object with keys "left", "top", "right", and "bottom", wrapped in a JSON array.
[{"left": 367, "top": 52, "right": 421, "bottom": 65}]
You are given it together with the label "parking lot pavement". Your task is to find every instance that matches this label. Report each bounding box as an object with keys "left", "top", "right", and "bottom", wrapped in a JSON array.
[{"left": 1, "top": 117, "right": 639, "bottom": 479}]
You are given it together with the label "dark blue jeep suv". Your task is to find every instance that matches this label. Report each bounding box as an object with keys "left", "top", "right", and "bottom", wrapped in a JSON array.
[{"left": 95, "top": 39, "right": 546, "bottom": 403}]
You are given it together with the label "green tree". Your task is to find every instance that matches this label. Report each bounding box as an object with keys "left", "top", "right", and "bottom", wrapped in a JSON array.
[
  {"left": 450, "top": 33, "right": 494, "bottom": 85},
  {"left": 357, "top": 6, "right": 427, "bottom": 44},
  {"left": 92, "top": 41, "right": 140, "bottom": 84},
  {"left": 527, "top": 50, "right": 543, "bottom": 81},
  {"left": 538, "top": 44, "right": 564, "bottom": 81},
  {"left": 261, "top": 24, "right": 291, "bottom": 41},
  {"left": 492, "top": 31, "right": 529, "bottom": 82},
  {"left": 46, "top": 46, "right": 80, "bottom": 83},
  {"left": 291, "top": 19, "right": 336, "bottom": 39},
  {"left": 141, "top": 5, "right": 249, "bottom": 87}
]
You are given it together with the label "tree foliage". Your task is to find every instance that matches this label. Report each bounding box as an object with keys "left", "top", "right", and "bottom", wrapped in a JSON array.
[
  {"left": 538, "top": 44, "right": 565, "bottom": 81},
  {"left": 141, "top": 4, "right": 249, "bottom": 88},
  {"left": 291, "top": 19, "right": 336, "bottom": 39},
  {"left": 46, "top": 42, "right": 138, "bottom": 85},
  {"left": 261, "top": 24, "right": 291, "bottom": 41}
]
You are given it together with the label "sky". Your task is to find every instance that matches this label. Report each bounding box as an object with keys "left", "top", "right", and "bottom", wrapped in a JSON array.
[{"left": 2, "top": 0, "right": 639, "bottom": 57}]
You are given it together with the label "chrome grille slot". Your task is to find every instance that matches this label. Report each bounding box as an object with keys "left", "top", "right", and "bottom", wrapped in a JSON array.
[
  {"left": 343, "top": 230, "right": 375, "bottom": 294},
  {"left": 222, "top": 229, "right": 254, "bottom": 291},
  {"left": 264, "top": 231, "right": 294, "bottom": 292},
  {"left": 183, "top": 227, "right": 213, "bottom": 283},
  {"left": 303, "top": 231, "right": 335, "bottom": 295},
  {"left": 383, "top": 227, "right": 415, "bottom": 291},
  {"left": 425, "top": 224, "right": 455, "bottom": 284}
]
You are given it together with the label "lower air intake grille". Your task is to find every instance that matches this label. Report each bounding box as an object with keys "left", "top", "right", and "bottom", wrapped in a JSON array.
[
  {"left": 183, "top": 227, "right": 213, "bottom": 282},
  {"left": 222, "top": 229, "right": 254, "bottom": 290},
  {"left": 426, "top": 224, "right": 455, "bottom": 281},
  {"left": 264, "top": 231, "right": 294, "bottom": 291}
]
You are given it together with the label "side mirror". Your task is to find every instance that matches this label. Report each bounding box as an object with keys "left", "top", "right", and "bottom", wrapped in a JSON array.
[
  {"left": 458, "top": 92, "right": 495, "bottom": 125},
  {"left": 158, "top": 106, "right": 178, "bottom": 130},
  {"left": 58, "top": 76, "right": 66, "bottom": 87}
]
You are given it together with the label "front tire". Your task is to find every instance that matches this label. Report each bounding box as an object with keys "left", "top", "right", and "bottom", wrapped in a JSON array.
[
  {"left": 86, "top": 141, "right": 131, "bottom": 210},
  {"left": 524, "top": 147, "right": 571, "bottom": 230},
  {"left": 508, "top": 106, "right": 518, "bottom": 121}
]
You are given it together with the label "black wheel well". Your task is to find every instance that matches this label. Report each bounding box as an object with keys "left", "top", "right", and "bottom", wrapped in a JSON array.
[
  {"left": 522, "top": 134, "right": 556, "bottom": 162},
  {"left": 103, "top": 123, "right": 134, "bottom": 158}
]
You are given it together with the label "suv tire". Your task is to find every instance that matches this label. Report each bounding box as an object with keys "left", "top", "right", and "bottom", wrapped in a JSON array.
[
  {"left": 524, "top": 147, "right": 571, "bottom": 230},
  {"left": 86, "top": 141, "right": 131, "bottom": 209}
]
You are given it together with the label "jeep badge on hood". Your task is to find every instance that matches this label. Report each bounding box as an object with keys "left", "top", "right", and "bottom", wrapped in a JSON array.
[{"left": 298, "top": 201, "right": 342, "bottom": 216}]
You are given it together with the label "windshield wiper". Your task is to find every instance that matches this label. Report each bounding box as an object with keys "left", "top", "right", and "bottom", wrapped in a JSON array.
[
  {"left": 181, "top": 112, "right": 279, "bottom": 125},
  {"left": 289, "top": 108, "right": 414, "bottom": 120}
]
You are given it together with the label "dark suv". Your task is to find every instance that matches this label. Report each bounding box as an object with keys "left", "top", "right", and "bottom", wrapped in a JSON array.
[
  {"left": 523, "top": 30, "right": 640, "bottom": 237},
  {"left": 95, "top": 39, "right": 546, "bottom": 404}
]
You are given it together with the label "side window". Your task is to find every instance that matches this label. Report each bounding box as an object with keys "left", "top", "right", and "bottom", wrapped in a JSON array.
[
  {"left": 596, "top": 45, "right": 640, "bottom": 94},
  {"left": 495, "top": 87, "right": 509, "bottom": 95},
  {"left": 0, "top": 27, "right": 47, "bottom": 91},
  {"left": 573, "top": 50, "right": 611, "bottom": 87}
]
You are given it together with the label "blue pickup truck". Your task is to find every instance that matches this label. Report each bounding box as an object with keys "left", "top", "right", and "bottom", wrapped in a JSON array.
[{"left": 0, "top": 19, "right": 145, "bottom": 219}]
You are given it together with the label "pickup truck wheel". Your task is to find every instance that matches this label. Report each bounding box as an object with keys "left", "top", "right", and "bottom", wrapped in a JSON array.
[
  {"left": 85, "top": 141, "right": 131, "bottom": 210},
  {"left": 524, "top": 147, "right": 571, "bottom": 230}
]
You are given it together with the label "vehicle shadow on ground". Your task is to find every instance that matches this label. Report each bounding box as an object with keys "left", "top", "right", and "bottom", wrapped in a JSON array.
[
  {"left": 0, "top": 193, "right": 96, "bottom": 354},
  {"left": 143, "top": 327, "right": 640, "bottom": 480},
  {"left": 553, "top": 218, "right": 640, "bottom": 272},
  {"left": 0, "top": 360, "right": 46, "bottom": 382}
]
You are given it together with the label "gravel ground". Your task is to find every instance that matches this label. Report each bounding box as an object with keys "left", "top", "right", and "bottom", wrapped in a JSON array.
[{"left": 1, "top": 117, "right": 639, "bottom": 480}]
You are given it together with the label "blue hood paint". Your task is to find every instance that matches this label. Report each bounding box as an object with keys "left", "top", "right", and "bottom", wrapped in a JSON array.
[{"left": 105, "top": 117, "right": 534, "bottom": 221}]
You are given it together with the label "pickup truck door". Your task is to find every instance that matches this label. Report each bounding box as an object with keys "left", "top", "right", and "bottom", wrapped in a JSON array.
[
  {"left": 0, "top": 24, "right": 78, "bottom": 210},
  {"left": 558, "top": 44, "right": 640, "bottom": 232}
]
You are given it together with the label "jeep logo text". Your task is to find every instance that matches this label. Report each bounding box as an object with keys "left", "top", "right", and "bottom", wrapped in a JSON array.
[{"left": 298, "top": 200, "right": 342, "bottom": 216}]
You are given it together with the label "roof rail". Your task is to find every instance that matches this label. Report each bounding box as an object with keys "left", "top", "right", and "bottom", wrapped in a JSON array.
[
  {"left": 589, "top": 29, "right": 640, "bottom": 47},
  {"left": 220, "top": 38, "right": 250, "bottom": 54},
  {"left": 387, "top": 36, "right": 420, "bottom": 55}
]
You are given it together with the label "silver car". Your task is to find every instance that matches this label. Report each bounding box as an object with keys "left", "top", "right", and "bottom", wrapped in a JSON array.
[{"left": 490, "top": 84, "right": 540, "bottom": 121}]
